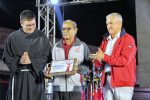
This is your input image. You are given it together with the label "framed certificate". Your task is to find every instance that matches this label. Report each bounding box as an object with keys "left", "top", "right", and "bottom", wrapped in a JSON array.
[{"left": 44, "top": 59, "right": 78, "bottom": 78}]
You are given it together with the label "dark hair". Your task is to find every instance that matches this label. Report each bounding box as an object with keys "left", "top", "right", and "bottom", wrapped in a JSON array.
[{"left": 20, "top": 10, "right": 36, "bottom": 21}]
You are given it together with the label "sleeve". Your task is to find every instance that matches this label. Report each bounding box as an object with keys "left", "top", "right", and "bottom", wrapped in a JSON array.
[
  {"left": 103, "top": 35, "right": 137, "bottom": 66},
  {"left": 2, "top": 35, "right": 19, "bottom": 74},
  {"left": 52, "top": 43, "right": 57, "bottom": 61},
  {"left": 78, "top": 42, "right": 93, "bottom": 73},
  {"left": 93, "top": 39, "right": 106, "bottom": 68},
  {"left": 41, "top": 35, "right": 51, "bottom": 64},
  {"left": 83, "top": 42, "right": 90, "bottom": 61},
  {"left": 30, "top": 34, "right": 51, "bottom": 77}
]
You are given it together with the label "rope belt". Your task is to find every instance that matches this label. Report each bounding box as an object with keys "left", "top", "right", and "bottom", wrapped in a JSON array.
[{"left": 20, "top": 69, "right": 31, "bottom": 71}]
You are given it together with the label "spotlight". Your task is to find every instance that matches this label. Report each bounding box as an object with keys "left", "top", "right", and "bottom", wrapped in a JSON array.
[{"left": 50, "top": 0, "right": 59, "bottom": 4}]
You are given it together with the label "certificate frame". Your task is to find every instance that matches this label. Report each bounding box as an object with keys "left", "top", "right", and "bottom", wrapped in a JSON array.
[{"left": 45, "top": 59, "right": 78, "bottom": 78}]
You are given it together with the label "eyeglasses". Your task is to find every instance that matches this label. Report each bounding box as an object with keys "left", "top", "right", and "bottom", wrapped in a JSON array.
[
  {"left": 62, "top": 27, "right": 72, "bottom": 31},
  {"left": 25, "top": 23, "right": 36, "bottom": 27}
]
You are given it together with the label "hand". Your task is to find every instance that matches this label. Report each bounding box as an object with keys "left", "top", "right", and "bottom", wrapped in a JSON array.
[
  {"left": 66, "top": 66, "right": 78, "bottom": 76},
  {"left": 43, "top": 64, "right": 53, "bottom": 78},
  {"left": 89, "top": 48, "right": 104, "bottom": 62},
  {"left": 67, "top": 70, "right": 77, "bottom": 76},
  {"left": 74, "top": 66, "right": 78, "bottom": 71},
  {"left": 20, "top": 52, "right": 31, "bottom": 64},
  {"left": 89, "top": 54, "right": 97, "bottom": 60},
  {"left": 96, "top": 48, "right": 104, "bottom": 61}
]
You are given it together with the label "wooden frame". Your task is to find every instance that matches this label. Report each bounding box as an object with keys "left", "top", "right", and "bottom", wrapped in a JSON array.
[{"left": 44, "top": 59, "right": 78, "bottom": 78}]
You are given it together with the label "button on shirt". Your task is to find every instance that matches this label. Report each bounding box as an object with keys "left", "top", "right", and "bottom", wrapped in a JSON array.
[{"left": 104, "top": 32, "right": 121, "bottom": 73}]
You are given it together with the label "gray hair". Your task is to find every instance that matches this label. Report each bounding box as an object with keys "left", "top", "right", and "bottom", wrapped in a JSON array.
[
  {"left": 63, "top": 20, "right": 77, "bottom": 28},
  {"left": 106, "top": 12, "right": 123, "bottom": 23}
]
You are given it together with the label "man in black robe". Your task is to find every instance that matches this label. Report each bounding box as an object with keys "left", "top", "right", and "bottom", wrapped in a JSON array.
[{"left": 2, "top": 10, "right": 51, "bottom": 100}]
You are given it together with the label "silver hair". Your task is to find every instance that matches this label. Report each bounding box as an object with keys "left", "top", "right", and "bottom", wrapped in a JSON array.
[
  {"left": 63, "top": 20, "right": 77, "bottom": 28},
  {"left": 106, "top": 12, "right": 123, "bottom": 23}
]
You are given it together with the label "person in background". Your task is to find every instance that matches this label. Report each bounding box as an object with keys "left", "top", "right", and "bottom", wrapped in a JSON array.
[
  {"left": 2, "top": 10, "right": 51, "bottom": 100},
  {"left": 52, "top": 20, "right": 91, "bottom": 100},
  {"left": 90, "top": 12, "right": 137, "bottom": 100}
]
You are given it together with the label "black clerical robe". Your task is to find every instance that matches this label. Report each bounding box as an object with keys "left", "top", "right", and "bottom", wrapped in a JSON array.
[{"left": 3, "top": 28, "right": 51, "bottom": 100}]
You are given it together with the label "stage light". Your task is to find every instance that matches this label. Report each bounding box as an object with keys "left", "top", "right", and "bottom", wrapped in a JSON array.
[{"left": 50, "top": 0, "right": 59, "bottom": 4}]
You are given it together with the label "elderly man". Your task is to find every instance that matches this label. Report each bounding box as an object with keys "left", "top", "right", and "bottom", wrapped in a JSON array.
[
  {"left": 52, "top": 20, "right": 90, "bottom": 100},
  {"left": 90, "top": 12, "right": 137, "bottom": 100}
]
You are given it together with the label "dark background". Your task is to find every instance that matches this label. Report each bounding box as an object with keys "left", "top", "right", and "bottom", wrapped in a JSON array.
[
  {"left": 0, "top": 1, "right": 141, "bottom": 100},
  {"left": 0, "top": 0, "right": 136, "bottom": 46}
]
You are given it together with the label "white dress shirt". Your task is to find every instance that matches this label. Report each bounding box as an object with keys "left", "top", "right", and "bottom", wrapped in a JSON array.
[{"left": 104, "top": 32, "right": 121, "bottom": 73}]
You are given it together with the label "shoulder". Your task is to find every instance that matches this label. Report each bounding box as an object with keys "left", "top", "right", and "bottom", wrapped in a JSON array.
[
  {"left": 53, "top": 40, "right": 63, "bottom": 48},
  {"left": 121, "top": 33, "right": 136, "bottom": 47},
  {"left": 76, "top": 38, "right": 87, "bottom": 46},
  {"left": 7, "top": 30, "right": 20, "bottom": 39},
  {"left": 123, "top": 33, "right": 135, "bottom": 42},
  {"left": 79, "top": 40, "right": 88, "bottom": 48},
  {"left": 76, "top": 38, "right": 89, "bottom": 50},
  {"left": 81, "top": 41, "right": 88, "bottom": 48},
  {"left": 35, "top": 29, "right": 46, "bottom": 37}
]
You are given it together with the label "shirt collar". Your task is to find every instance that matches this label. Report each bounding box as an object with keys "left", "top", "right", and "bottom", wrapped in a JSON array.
[
  {"left": 107, "top": 31, "right": 121, "bottom": 40},
  {"left": 62, "top": 37, "right": 76, "bottom": 46}
]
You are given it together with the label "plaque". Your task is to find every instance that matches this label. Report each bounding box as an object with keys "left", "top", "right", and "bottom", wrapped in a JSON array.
[{"left": 44, "top": 59, "right": 78, "bottom": 78}]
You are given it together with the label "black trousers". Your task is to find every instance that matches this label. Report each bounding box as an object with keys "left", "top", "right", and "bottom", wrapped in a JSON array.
[{"left": 53, "top": 91, "right": 81, "bottom": 100}]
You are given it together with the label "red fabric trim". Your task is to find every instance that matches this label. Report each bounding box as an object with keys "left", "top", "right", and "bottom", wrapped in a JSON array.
[{"left": 62, "top": 38, "right": 75, "bottom": 59}]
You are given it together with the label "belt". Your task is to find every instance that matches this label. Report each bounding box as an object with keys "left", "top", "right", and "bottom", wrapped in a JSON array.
[
  {"left": 105, "top": 72, "right": 111, "bottom": 76},
  {"left": 20, "top": 69, "right": 31, "bottom": 71}
]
